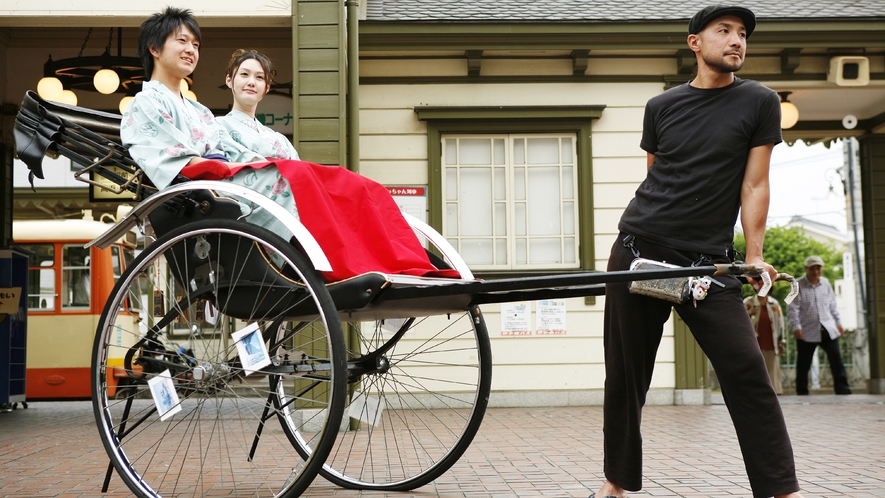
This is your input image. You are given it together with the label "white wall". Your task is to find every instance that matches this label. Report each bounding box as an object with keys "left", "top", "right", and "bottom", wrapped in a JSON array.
[{"left": 358, "top": 79, "right": 677, "bottom": 401}]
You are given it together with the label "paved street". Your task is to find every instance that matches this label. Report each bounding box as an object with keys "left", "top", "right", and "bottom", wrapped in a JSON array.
[{"left": 1, "top": 395, "right": 884, "bottom": 497}]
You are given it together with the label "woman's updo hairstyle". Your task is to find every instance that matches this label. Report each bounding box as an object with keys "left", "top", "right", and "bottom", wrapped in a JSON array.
[{"left": 226, "top": 49, "right": 277, "bottom": 92}]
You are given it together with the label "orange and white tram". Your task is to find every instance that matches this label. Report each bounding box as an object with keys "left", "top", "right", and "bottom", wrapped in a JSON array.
[{"left": 13, "top": 218, "right": 137, "bottom": 400}]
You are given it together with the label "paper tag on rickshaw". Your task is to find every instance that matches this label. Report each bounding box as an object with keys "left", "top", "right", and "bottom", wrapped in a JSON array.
[
  {"left": 148, "top": 369, "right": 182, "bottom": 421},
  {"left": 756, "top": 270, "right": 772, "bottom": 298},
  {"left": 204, "top": 301, "right": 219, "bottom": 325},
  {"left": 153, "top": 290, "right": 165, "bottom": 317},
  {"left": 784, "top": 277, "right": 800, "bottom": 305},
  {"left": 380, "top": 318, "right": 408, "bottom": 334},
  {"left": 347, "top": 392, "right": 385, "bottom": 426},
  {"left": 232, "top": 322, "right": 271, "bottom": 376}
]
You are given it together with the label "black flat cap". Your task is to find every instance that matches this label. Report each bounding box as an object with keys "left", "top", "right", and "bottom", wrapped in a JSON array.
[{"left": 688, "top": 5, "right": 756, "bottom": 38}]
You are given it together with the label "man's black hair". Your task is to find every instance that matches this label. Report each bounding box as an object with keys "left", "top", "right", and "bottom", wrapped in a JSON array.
[{"left": 138, "top": 7, "right": 202, "bottom": 80}]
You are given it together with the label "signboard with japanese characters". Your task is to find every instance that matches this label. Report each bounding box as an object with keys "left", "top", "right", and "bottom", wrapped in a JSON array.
[
  {"left": 255, "top": 94, "right": 294, "bottom": 135},
  {"left": 386, "top": 186, "right": 427, "bottom": 224},
  {"left": 0, "top": 287, "right": 21, "bottom": 314}
]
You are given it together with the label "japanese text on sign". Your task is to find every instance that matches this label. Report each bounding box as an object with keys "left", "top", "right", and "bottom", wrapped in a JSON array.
[
  {"left": 536, "top": 299, "right": 567, "bottom": 335},
  {"left": 501, "top": 302, "right": 531, "bottom": 336},
  {"left": 257, "top": 113, "right": 293, "bottom": 127},
  {"left": 386, "top": 187, "right": 424, "bottom": 196}
]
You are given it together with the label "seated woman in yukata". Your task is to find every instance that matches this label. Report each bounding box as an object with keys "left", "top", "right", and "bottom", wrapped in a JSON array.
[
  {"left": 121, "top": 8, "right": 457, "bottom": 282},
  {"left": 216, "top": 49, "right": 299, "bottom": 162}
]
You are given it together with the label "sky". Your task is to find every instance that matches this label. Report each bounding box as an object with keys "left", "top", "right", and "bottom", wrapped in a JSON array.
[{"left": 768, "top": 139, "right": 849, "bottom": 235}]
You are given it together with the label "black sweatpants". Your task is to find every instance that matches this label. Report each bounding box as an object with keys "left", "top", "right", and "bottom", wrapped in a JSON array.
[
  {"left": 603, "top": 234, "right": 799, "bottom": 498},
  {"left": 795, "top": 327, "right": 852, "bottom": 395}
]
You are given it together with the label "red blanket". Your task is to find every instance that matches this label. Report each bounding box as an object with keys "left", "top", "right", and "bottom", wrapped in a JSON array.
[{"left": 180, "top": 159, "right": 461, "bottom": 282}]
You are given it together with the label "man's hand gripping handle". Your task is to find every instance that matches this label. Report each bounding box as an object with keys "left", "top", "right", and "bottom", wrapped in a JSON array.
[{"left": 713, "top": 264, "right": 800, "bottom": 304}]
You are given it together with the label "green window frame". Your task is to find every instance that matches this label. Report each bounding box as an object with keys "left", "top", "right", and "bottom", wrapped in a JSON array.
[
  {"left": 442, "top": 133, "right": 580, "bottom": 270},
  {"left": 416, "top": 105, "right": 604, "bottom": 278}
]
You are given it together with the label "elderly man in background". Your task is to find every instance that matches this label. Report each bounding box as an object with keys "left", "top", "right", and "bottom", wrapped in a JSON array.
[{"left": 787, "top": 255, "right": 852, "bottom": 395}]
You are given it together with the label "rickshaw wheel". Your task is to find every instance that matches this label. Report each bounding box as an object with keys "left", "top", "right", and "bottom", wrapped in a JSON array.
[
  {"left": 279, "top": 306, "right": 492, "bottom": 491},
  {"left": 92, "top": 218, "right": 346, "bottom": 498}
]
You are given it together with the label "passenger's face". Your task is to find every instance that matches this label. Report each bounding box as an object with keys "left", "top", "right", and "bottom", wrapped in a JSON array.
[
  {"left": 696, "top": 15, "right": 747, "bottom": 73},
  {"left": 226, "top": 59, "right": 269, "bottom": 108},
  {"left": 152, "top": 26, "right": 200, "bottom": 81}
]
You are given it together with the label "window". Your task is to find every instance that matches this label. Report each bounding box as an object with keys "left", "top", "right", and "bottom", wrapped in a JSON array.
[
  {"left": 123, "top": 246, "right": 135, "bottom": 274},
  {"left": 443, "top": 134, "right": 578, "bottom": 269},
  {"left": 62, "top": 244, "right": 91, "bottom": 309},
  {"left": 416, "top": 105, "right": 604, "bottom": 274},
  {"left": 22, "top": 244, "right": 55, "bottom": 310},
  {"left": 111, "top": 246, "right": 123, "bottom": 280},
  {"left": 112, "top": 244, "right": 143, "bottom": 314}
]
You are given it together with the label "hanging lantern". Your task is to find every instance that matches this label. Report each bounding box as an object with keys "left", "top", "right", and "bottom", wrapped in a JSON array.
[
  {"left": 94, "top": 68, "right": 121, "bottom": 94},
  {"left": 57, "top": 89, "right": 78, "bottom": 106},
  {"left": 37, "top": 76, "right": 64, "bottom": 100}
]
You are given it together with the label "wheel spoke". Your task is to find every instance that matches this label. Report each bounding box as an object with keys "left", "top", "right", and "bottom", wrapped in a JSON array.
[
  {"left": 92, "top": 218, "right": 345, "bottom": 498},
  {"left": 277, "top": 307, "right": 491, "bottom": 490}
]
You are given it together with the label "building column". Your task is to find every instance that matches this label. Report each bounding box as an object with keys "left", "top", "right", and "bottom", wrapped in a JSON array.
[
  {"left": 859, "top": 135, "right": 885, "bottom": 394},
  {"left": 292, "top": 0, "right": 348, "bottom": 166}
]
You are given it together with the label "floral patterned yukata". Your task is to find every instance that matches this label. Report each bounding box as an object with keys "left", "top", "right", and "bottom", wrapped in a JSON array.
[
  {"left": 121, "top": 80, "right": 298, "bottom": 239},
  {"left": 217, "top": 109, "right": 300, "bottom": 161}
]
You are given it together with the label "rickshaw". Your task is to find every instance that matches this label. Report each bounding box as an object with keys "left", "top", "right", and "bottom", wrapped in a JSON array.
[{"left": 13, "top": 90, "right": 797, "bottom": 498}]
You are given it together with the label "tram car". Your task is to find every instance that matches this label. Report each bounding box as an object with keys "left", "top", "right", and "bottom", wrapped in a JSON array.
[{"left": 13, "top": 217, "right": 138, "bottom": 400}]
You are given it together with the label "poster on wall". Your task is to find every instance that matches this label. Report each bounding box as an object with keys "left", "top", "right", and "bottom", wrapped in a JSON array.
[
  {"left": 536, "top": 299, "right": 567, "bottom": 335},
  {"left": 386, "top": 186, "right": 427, "bottom": 224},
  {"left": 501, "top": 302, "right": 531, "bottom": 336}
]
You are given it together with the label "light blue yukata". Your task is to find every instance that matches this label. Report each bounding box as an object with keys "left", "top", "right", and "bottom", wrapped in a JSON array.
[
  {"left": 121, "top": 80, "right": 298, "bottom": 239},
  {"left": 217, "top": 109, "right": 300, "bottom": 161}
]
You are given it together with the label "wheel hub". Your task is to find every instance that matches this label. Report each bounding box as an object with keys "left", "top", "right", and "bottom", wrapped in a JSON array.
[{"left": 192, "top": 361, "right": 232, "bottom": 387}]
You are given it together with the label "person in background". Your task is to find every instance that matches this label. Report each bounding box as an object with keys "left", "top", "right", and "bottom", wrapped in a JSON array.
[
  {"left": 217, "top": 49, "right": 300, "bottom": 161},
  {"left": 787, "top": 255, "right": 852, "bottom": 395},
  {"left": 745, "top": 277, "right": 786, "bottom": 394}
]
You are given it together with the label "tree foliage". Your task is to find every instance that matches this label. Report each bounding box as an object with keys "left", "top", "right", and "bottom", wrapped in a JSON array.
[{"left": 734, "top": 226, "right": 844, "bottom": 304}]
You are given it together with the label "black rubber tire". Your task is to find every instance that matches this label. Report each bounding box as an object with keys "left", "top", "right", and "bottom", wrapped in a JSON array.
[
  {"left": 281, "top": 305, "right": 492, "bottom": 491},
  {"left": 92, "top": 218, "right": 346, "bottom": 498}
]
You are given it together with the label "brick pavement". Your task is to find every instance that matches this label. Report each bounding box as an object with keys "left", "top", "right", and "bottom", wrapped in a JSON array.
[{"left": 1, "top": 395, "right": 884, "bottom": 497}]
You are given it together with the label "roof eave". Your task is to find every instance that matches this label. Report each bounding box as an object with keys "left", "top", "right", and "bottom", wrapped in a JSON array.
[{"left": 359, "top": 19, "right": 885, "bottom": 51}]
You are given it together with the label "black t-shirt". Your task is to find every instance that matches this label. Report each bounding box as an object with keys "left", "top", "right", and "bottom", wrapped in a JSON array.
[{"left": 618, "top": 77, "right": 782, "bottom": 255}]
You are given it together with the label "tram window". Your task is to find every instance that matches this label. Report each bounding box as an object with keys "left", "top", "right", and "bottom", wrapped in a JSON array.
[
  {"left": 20, "top": 244, "right": 55, "bottom": 311},
  {"left": 111, "top": 246, "right": 123, "bottom": 280},
  {"left": 63, "top": 245, "right": 91, "bottom": 309},
  {"left": 123, "top": 247, "right": 135, "bottom": 270},
  {"left": 112, "top": 244, "right": 143, "bottom": 313}
]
